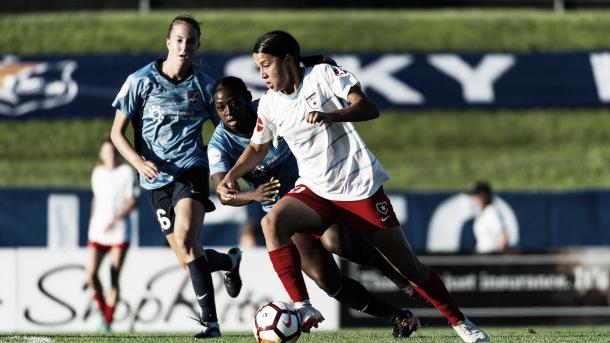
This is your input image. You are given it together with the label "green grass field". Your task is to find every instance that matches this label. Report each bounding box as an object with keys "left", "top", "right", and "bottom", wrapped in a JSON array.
[
  {"left": 4, "top": 109, "right": 610, "bottom": 190},
  {"left": 4, "top": 326, "right": 610, "bottom": 342},
  {"left": 4, "top": 10, "right": 610, "bottom": 53}
]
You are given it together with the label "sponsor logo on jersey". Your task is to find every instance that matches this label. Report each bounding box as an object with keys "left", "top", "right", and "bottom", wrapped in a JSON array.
[
  {"left": 147, "top": 105, "right": 164, "bottom": 123},
  {"left": 256, "top": 117, "right": 264, "bottom": 132},
  {"left": 187, "top": 89, "right": 199, "bottom": 104},
  {"left": 305, "top": 92, "right": 320, "bottom": 109},
  {"left": 0, "top": 55, "right": 78, "bottom": 117}
]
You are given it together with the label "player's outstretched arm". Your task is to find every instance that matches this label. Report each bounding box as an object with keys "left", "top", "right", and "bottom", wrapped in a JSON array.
[
  {"left": 110, "top": 109, "right": 159, "bottom": 180},
  {"left": 217, "top": 142, "right": 271, "bottom": 201},
  {"left": 212, "top": 172, "right": 280, "bottom": 207}
]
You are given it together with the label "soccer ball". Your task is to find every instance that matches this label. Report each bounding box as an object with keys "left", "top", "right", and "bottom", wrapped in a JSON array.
[{"left": 252, "top": 301, "right": 301, "bottom": 343}]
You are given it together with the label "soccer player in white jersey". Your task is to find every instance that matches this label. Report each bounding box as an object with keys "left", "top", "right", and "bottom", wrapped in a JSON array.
[
  {"left": 86, "top": 137, "right": 136, "bottom": 332},
  {"left": 110, "top": 15, "right": 241, "bottom": 339},
  {"left": 217, "top": 31, "right": 490, "bottom": 343},
  {"left": 210, "top": 76, "right": 418, "bottom": 338}
]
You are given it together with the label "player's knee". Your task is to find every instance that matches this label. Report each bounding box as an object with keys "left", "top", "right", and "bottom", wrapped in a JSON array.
[
  {"left": 173, "top": 234, "right": 195, "bottom": 257},
  {"left": 261, "top": 213, "right": 279, "bottom": 239},
  {"left": 321, "top": 236, "right": 344, "bottom": 256}
]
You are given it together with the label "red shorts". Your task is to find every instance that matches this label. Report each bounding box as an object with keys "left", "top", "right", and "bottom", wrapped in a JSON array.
[
  {"left": 88, "top": 241, "right": 130, "bottom": 253},
  {"left": 284, "top": 185, "right": 400, "bottom": 236}
]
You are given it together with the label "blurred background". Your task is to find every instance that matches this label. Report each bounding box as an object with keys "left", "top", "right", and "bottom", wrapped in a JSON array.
[{"left": 1, "top": 0, "right": 610, "bottom": 334}]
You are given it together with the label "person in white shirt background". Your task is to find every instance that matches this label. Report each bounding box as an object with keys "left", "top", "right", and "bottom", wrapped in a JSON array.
[
  {"left": 468, "top": 181, "right": 508, "bottom": 254},
  {"left": 85, "top": 137, "right": 137, "bottom": 332}
]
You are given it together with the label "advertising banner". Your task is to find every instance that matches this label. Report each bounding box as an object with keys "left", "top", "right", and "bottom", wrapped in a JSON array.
[
  {"left": 3, "top": 52, "right": 610, "bottom": 119},
  {"left": 3, "top": 248, "right": 338, "bottom": 333},
  {"left": 341, "top": 251, "right": 610, "bottom": 327},
  {"left": 2, "top": 188, "right": 610, "bottom": 252}
]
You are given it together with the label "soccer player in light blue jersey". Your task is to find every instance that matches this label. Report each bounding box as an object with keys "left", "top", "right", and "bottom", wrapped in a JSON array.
[
  {"left": 209, "top": 76, "right": 418, "bottom": 338},
  {"left": 110, "top": 15, "right": 240, "bottom": 339}
]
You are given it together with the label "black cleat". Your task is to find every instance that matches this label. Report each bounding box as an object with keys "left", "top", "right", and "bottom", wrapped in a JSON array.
[
  {"left": 392, "top": 310, "right": 420, "bottom": 338},
  {"left": 193, "top": 323, "right": 221, "bottom": 339},
  {"left": 224, "top": 247, "right": 242, "bottom": 298},
  {"left": 190, "top": 314, "right": 222, "bottom": 339}
]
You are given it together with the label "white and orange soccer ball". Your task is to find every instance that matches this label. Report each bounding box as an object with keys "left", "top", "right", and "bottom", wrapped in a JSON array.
[{"left": 252, "top": 301, "right": 301, "bottom": 343}]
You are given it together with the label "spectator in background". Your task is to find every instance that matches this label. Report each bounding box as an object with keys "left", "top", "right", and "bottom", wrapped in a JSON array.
[
  {"left": 468, "top": 181, "right": 508, "bottom": 254},
  {"left": 86, "top": 137, "right": 137, "bottom": 332}
]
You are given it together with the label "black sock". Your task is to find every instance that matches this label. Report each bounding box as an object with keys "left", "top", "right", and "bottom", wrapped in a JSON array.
[
  {"left": 331, "top": 276, "right": 400, "bottom": 322},
  {"left": 205, "top": 249, "right": 232, "bottom": 272},
  {"left": 344, "top": 234, "right": 410, "bottom": 290},
  {"left": 187, "top": 256, "right": 217, "bottom": 322}
]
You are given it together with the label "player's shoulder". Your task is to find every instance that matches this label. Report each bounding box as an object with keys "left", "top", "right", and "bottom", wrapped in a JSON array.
[
  {"left": 209, "top": 123, "right": 229, "bottom": 149},
  {"left": 130, "top": 61, "right": 157, "bottom": 80},
  {"left": 92, "top": 165, "right": 104, "bottom": 176},
  {"left": 309, "top": 63, "right": 334, "bottom": 76},
  {"left": 192, "top": 65, "right": 215, "bottom": 86},
  {"left": 257, "top": 89, "right": 274, "bottom": 109},
  {"left": 122, "top": 61, "right": 158, "bottom": 91}
]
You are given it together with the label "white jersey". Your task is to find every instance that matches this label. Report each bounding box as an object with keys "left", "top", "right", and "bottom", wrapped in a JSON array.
[
  {"left": 474, "top": 205, "right": 506, "bottom": 253},
  {"left": 88, "top": 164, "right": 137, "bottom": 245},
  {"left": 251, "top": 63, "right": 389, "bottom": 201}
]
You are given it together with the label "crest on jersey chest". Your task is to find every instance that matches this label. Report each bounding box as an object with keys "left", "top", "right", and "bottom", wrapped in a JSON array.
[
  {"left": 187, "top": 89, "right": 199, "bottom": 104},
  {"left": 305, "top": 92, "right": 320, "bottom": 109}
]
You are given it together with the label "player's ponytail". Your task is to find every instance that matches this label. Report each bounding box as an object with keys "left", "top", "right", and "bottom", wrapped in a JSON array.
[{"left": 300, "top": 55, "right": 337, "bottom": 67}]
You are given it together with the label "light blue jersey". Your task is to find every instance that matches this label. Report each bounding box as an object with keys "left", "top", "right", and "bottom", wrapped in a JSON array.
[
  {"left": 112, "top": 61, "right": 219, "bottom": 190},
  {"left": 207, "top": 104, "right": 298, "bottom": 211}
]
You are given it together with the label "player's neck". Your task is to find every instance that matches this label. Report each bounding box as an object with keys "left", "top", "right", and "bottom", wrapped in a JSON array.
[
  {"left": 281, "top": 68, "right": 303, "bottom": 96},
  {"left": 162, "top": 60, "right": 192, "bottom": 81}
]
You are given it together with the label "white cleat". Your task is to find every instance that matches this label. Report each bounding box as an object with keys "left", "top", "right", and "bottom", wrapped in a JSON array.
[
  {"left": 452, "top": 318, "right": 490, "bottom": 343},
  {"left": 296, "top": 305, "right": 325, "bottom": 333}
]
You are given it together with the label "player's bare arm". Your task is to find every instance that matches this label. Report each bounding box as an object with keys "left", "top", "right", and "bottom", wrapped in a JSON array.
[
  {"left": 306, "top": 85, "right": 379, "bottom": 125},
  {"left": 110, "top": 109, "right": 159, "bottom": 179},
  {"left": 212, "top": 172, "right": 280, "bottom": 206},
  {"left": 218, "top": 141, "right": 272, "bottom": 200}
]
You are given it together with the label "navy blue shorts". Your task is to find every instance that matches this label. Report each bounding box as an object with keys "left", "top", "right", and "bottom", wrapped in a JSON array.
[{"left": 148, "top": 167, "right": 215, "bottom": 235}]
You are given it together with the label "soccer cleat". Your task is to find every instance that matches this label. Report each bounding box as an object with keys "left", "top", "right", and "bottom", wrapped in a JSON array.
[
  {"left": 452, "top": 318, "right": 490, "bottom": 343},
  {"left": 392, "top": 309, "right": 420, "bottom": 338},
  {"left": 193, "top": 324, "right": 221, "bottom": 339},
  {"left": 192, "top": 319, "right": 221, "bottom": 339},
  {"left": 223, "top": 247, "right": 242, "bottom": 298},
  {"left": 296, "top": 304, "right": 325, "bottom": 333}
]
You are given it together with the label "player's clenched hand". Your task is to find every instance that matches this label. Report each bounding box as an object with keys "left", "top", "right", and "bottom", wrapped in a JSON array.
[
  {"left": 252, "top": 177, "right": 281, "bottom": 203},
  {"left": 136, "top": 160, "right": 159, "bottom": 180},
  {"left": 217, "top": 175, "right": 238, "bottom": 202},
  {"left": 306, "top": 111, "right": 333, "bottom": 126}
]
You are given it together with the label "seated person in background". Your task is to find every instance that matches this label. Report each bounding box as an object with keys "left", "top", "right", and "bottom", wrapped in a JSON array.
[{"left": 468, "top": 181, "right": 508, "bottom": 254}]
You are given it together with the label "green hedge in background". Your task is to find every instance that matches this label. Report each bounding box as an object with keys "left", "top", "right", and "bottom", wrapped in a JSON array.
[{"left": 1, "top": 10, "right": 609, "bottom": 190}]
